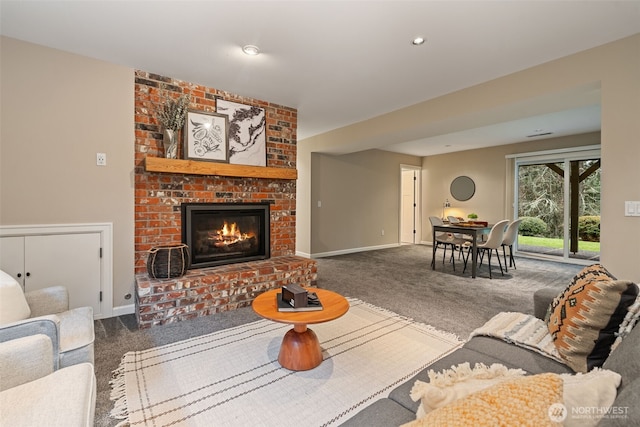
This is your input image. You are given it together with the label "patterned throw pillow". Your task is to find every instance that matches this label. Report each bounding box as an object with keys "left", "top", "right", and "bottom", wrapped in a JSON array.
[
  {"left": 546, "top": 264, "right": 638, "bottom": 373},
  {"left": 409, "top": 363, "right": 621, "bottom": 427},
  {"left": 401, "top": 373, "right": 564, "bottom": 427},
  {"left": 409, "top": 362, "right": 527, "bottom": 417},
  {"left": 610, "top": 295, "right": 640, "bottom": 352}
]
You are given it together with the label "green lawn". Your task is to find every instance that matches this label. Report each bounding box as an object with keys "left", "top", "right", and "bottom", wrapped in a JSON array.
[{"left": 518, "top": 235, "right": 600, "bottom": 252}]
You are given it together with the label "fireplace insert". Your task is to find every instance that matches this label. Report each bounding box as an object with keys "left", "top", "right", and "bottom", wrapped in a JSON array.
[{"left": 181, "top": 202, "right": 270, "bottom": 269}]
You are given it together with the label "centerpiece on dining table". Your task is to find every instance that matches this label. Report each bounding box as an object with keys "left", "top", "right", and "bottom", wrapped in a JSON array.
[{"left": 466, "top": 213, "right": 488, "bottom": 227}]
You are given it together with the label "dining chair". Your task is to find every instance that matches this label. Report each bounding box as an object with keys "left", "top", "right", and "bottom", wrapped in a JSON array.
[
  {"left": 463, "top": 219, "right": 509, "bottom": 279},
  {"left": 501, "top": 218, "right": 523, "bottom": 272},
  {"left": 429, "top": 216, "right": 466, "bottom": 271},
  {"left": 447, "top": 216, "right": 473, "bottom": 258}
]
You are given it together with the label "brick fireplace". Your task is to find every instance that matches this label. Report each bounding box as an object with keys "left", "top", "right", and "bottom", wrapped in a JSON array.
[{"left": 133, "top": 71, "right": 316, "bottom": 328}]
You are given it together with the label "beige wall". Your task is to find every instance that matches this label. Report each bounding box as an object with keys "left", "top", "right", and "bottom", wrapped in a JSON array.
[
  {"left": 310, "top": 150, "right": 421, "bottom": 255},
  {"left": 296, "top": 144, "right": 312, "bottom": 257},
  {"left": 422, "top": 132, "right": 600, "bottom": 229},
  {"left": 0, "top": 37, "right": 135, "bottom": 309},
  {"left": 299, "top": 34, "right": 640, "bottom": 281},
  {"left": 2, "top": 32, "right": 638, "bottom": 309}
]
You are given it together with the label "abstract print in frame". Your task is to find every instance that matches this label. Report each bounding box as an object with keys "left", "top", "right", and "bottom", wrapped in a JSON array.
[
  {"left": 183, "top": 110, "right": 229, "bottom": 163},
  {"left": 216, "top": 99, "right": 266, "bottom": 166}
]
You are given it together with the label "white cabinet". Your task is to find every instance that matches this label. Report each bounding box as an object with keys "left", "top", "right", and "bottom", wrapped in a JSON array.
[
  {"left": 0, "top": 224, "right": 113, "bottom": 319},
  {"left": 0, "top": 236, "right": 25, "bottom": 282}
]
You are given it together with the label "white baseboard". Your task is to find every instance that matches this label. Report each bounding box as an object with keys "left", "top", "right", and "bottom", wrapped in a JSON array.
[
  {"left": 112, "top": 303, "right": 135, "bottom": 317},
  {"left": 311, "top": 243, "right": 400, "bottom": 259}
]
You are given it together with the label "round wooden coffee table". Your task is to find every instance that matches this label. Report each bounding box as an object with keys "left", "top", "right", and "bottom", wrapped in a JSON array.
[{"left": 252, "top": 287, "right": 349, "bottom": 371}]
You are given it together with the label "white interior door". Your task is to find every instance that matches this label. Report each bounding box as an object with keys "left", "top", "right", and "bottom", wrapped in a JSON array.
[{"left": 401, "top": 167, "right": 421, "bottom": 244}]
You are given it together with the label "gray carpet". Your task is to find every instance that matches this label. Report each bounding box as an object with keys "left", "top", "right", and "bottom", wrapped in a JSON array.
[
  {"left": 93, "top": 244, "right": 583, "bottom": 427},
  {"left": 314, "top": 245, "right": 583, "bottom": 338}
]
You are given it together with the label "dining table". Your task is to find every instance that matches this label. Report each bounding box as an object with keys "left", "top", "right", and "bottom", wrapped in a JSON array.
[{"left": 432, "top": 223, "right": 493, "bottom": 278}]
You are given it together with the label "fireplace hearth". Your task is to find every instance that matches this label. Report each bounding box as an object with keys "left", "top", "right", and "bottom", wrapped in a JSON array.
[{"left": 181, "top": 202, "right": 270, "bottom": 269}]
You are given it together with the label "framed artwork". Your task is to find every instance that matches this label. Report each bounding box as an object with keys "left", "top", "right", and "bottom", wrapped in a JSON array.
[
  {"left": 216, "top": 99, "right": 266, "bottom": 166},
  {"left": 183, "top": 110, "right": 229, "bottom": 162}
]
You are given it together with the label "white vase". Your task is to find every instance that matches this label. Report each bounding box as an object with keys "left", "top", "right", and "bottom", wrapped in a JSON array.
[{"left": 163, "top": 129, "right": 178, "bottom": 159}]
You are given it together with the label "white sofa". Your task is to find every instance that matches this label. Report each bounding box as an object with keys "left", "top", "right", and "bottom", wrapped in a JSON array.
[
  {"left": 0, "top": 334, "right": 96, "bottom": 426},
  {"left": 0, "top": 269, "right": 94, "bottom": 368}
]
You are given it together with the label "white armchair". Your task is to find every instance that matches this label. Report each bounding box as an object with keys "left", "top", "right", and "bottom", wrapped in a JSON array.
[
  {"left": 0, "top": 270, "right": 94, "bottom": 369},
  {"left": 0, "top": 334, "right": 96, "bottom": 426}
]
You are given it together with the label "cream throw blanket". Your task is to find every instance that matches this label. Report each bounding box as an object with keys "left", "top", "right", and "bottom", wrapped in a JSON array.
[{"left": 469, "top": 311, "right": 564, "bottom": 363}]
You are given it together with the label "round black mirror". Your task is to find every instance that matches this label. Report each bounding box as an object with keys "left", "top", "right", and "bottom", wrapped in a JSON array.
[{"left": 450, "top": 176, "right": 475, "bottom": 201}]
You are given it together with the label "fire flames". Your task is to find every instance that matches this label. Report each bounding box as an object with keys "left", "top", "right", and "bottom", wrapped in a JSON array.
[{"left": 208, "top": 222, "right": 254, "bottom": 247}]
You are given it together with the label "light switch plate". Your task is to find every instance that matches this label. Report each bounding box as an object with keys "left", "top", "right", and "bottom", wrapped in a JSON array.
[{"left": 625, "top": 201, "right": 640, "bottom": 217}]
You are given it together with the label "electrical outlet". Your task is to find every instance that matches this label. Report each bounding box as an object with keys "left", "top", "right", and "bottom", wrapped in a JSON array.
[
  {"left": 96, "top": 152, "right": 107, "bottom": 166},
  {"left": 381, "top": 229, "right": 385, "bottom": 236}
]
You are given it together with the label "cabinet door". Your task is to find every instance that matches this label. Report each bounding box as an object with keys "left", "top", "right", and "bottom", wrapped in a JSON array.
[
  {"left": 0, "top": 236, "right": 26, "bottom": 288},
  {"left": 25, "top": 233, "right": 102, "bottom": 314}
]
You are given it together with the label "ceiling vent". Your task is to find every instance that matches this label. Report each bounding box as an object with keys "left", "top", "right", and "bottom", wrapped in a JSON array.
[{"left": 526, "top": 131, "right": 554, "bottom": 138}]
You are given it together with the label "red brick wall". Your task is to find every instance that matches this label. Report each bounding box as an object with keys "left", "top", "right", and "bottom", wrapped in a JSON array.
[
  {"left": 136, "top": 256, "right": 317, "bottom": 328},
  {"left": 134, "top": 71, "right": 297, "bottom": 273}
]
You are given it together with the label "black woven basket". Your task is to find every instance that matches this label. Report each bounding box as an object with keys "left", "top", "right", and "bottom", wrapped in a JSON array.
[{"left": 146, "top": 244, "right": 191, "bottom": 279}]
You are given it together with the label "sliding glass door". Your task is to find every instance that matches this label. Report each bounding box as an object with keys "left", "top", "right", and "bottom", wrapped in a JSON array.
[{"left": 515, "top": 149, "right": 601, "bottom": 262}]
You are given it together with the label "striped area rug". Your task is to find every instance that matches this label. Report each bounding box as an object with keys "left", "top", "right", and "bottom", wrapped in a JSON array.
[{"left": 110, "top": 298, "right": 462, "bottom": 427}]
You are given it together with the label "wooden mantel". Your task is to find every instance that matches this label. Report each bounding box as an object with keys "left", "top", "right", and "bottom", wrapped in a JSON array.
[{"left": 145, "top": 157, "right": 298, "bottom": 180}]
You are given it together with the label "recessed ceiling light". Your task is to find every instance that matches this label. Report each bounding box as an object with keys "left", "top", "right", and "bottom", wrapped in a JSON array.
[
  {"left": 242, "top": 45, "right": 260, "bottom": 56},
  {"left": 411, "top": 37, "right": 426, "bottom": 46}
]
